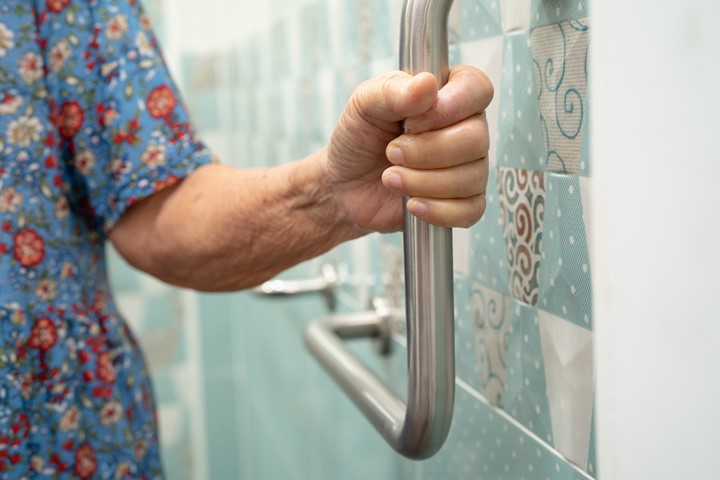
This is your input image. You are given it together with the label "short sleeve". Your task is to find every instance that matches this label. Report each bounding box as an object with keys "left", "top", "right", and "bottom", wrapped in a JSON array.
[{"left": 40, "top": 0, "right": 213, "bottom": 234}]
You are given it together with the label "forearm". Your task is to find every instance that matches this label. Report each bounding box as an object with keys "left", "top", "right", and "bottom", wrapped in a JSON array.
[{"left": 110, "top": 150, "right": 363, "bottom": 291}]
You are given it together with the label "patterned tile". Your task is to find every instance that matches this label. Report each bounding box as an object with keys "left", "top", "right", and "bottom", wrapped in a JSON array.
[
  {"left": 498, "top": 167, "right": 546, "bottom": 305},
  {"left": 470, "top": 282, "right": 511, "bottom": 406},
  {"left": 530, "top": 17, "right": 591, "bottom": 175}
]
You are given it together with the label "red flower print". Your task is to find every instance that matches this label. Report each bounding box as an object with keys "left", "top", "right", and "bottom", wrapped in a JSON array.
[
  {"left": 97, "top": 352, "right": 116, "bottom": 383},
  {"left": 13, "top": 413, "right": 30, "bottom": 439},
  {"left": 45, "top": 155, "right": 58, "bottom": 168},
  {"left": 57, "top": 101, "right": 85, "bottom": 139},
  {"left": 146, "top": 85, "right": 177, "bottom": 118},
  {"left": 74, "top": 443, "right": 97, "bottom": 479},
  {"left": 153, "top": 174, "right": 180, "bottom": 192},
  {"left": 134, "top": 439, "right": 149, "bottom": 461},
  {"left": 78, "top": 350, "right": 91, "bottom": 364},
  {"left": 46, "top": 0, "right": 71, "bottom": 13},
  {"left": 0, "top": 243, "right": 7, "bottom": 255},
  {"left": 13, "top": 228, "right": 45, "bottom": 267},
  {"left": 27, "top": 318, "right": 57, "bottom": 352}
]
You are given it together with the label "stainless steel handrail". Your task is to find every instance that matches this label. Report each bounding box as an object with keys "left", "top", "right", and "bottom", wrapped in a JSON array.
[
  {"left": 252, "top": 264, "right": 339, "bottom": 310},
  {"left": 304, "top": 0, "right": 456, "bottom": 460}
]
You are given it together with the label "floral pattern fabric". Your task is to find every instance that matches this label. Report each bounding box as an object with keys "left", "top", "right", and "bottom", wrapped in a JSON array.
[{"left": 0, "top": 0, "right": 212, "bottom": 477}]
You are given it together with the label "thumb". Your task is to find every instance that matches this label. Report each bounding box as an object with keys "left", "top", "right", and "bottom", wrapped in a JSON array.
[{"left": 350, "top": 71, "right": 439, "bottom": 124}]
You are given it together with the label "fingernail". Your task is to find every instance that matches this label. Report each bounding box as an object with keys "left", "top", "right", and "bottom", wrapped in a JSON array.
[
  {"left": 384, "top": 172, "right": 402, "bottom": 190},
  {"left": 386, "top": 145, "right": 405, "bottom": 165},
  {"left": 408, "top": 199, "right": 428, "bottom": 218}
]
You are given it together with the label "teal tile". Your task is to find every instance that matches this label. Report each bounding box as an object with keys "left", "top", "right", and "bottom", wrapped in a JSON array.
[
  {"left": 106, "top": 246, "right": 143, "bottom": 293},
  {"left": 396, "top": 385, "right": 590, "bottom": 479},
  {"left": 180, "top": 54, "right": 222, "bottom": 132},
  {"left": 531, "top": 0, "right": 590, "bottom": 28},
  {"left": 198, "top": 293, "right": 235, "bottom": 369},
  {"left": 202, "top": 374, "right": 240, "bottom": 480},
  {"left": 455, "top": 277, "right": 485, "bottom": 392},
  {"left": 587, "top": 401, "right": 598, "bottom": 477},
  {"left": 342, "top": 0, "right": 394, "bottom": 64},
  {"left": 504, "top": 299, "right": 554, "bottom": 445},
  {"left": 537, "top": 174, "right": 593, "bottom": 330},
  {"left": 459, "top": 0, "right": 503, "bottom": 41},
  {"left": 496, "top": 30, "right": 546, "bottom": 170},
  {"left": 300, "top": 1, "right": 331, "bottom": 75},
  {"left": 152, "top": 372, "right": 179, "bottom": 404},
  {"left": 469, "top": 166, "right": 510, "bottom": 295}
]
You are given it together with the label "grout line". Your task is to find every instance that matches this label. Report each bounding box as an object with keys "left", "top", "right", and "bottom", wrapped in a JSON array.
[{"left": 391, "top": 335, "right": 594, "bottom": 480}]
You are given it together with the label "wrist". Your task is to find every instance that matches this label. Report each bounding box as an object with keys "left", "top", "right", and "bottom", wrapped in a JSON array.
[{"left": 299, "top": 147, "right": 370, "bottom": 240}]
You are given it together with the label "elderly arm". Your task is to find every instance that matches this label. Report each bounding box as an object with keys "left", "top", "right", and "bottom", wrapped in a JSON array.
[{"left": 109, "top": 67, "right": 493, "bottom": 292}]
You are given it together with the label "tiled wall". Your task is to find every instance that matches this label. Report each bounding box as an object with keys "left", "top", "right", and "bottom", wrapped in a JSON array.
[{"left": 109, "top": 0, "right": 595, "bottom": 478}]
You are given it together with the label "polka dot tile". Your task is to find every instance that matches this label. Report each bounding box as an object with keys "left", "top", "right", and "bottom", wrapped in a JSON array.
[
  {"left": 530, "top": 0, "right": 590, "bottom": 29},
  {"left": 458, "top": 0, "right": 503, "bottom": 41},
  {"left": 496, "top": 30, "right": 546, "bottom": 171},
  {"left": 468, "top": 167, "right": 511, "bottom": 295},
  {"left": 537, "top": 174, "right": 594, "bottom": 330}
]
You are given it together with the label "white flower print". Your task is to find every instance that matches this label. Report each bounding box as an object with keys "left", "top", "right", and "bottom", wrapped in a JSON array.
[
  {"left": 55, "top": 196, "right": 70, "bottom": 220},
  {"left": 60, "top": 262, "right": 75, "bottom": 279},
  {"left": 136, "top": 31, "right": 154, "bottom": 57},
  {"left": 10, "top": 306, "right": 26, "bottom": 326},
  {"left": 60, "top": 405, "right": 80, "bottom": 431},
  {"left": 111, "top": 158, "right": 131, "bottom": 178},
  {"left": 0, "top": 22, "right": 14, "bottom": 57},
  {"left": 50, "top": 38, "right": 72, "bottom": 71},
  {"left": 75, "top": 148, "right": 96, "bottom": 175},
  {"left": 100, "top": 401, "right": 123, "bottom": 426},
  {"left": 0, "top": 95, "right": 24, "bottom": 115},
  {"left": 106, "top": 14, "right": 129, "bottom": 40},
  {"left": 0, "top": 187, "right": 23, "bottom": 213},
  {"left": 141, "top": 143, "right": 167, "bottom": 168},
  {"left": 35, "top": 279, "right": 58, "bottom": 301},
  {"left": 6, "top": 116, "right": 44, "bottom": 147},
  {"left": 18, "top": 51, "right": 44, "bottom": 83}
]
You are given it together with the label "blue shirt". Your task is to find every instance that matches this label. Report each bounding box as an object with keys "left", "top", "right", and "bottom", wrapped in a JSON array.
[{"left": 0, "top": 0, "right": 211, "bottom": 477}]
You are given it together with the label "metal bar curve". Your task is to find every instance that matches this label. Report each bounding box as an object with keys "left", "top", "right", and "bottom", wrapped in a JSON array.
[{"left": 304, "top": 0, "right": 456, "bottom": 460}]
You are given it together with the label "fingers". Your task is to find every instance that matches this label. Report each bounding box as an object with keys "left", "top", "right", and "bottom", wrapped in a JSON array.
[
  {"left": 350, "top": 71, "right": 439, "bottom": 125},
  {"left": 348, "top": 65, "right": 492, "bottom": 132},
  {"left": 382, "top": 157, "right": 487, "bottom": 199},
  {"left": 407, "top": 195, "right": 487, "bottom": 229},
  {"left": 386, "top": 113, "right": 489, "bottom": 169},
  {"left": 404, "top": 65, "right": 494, "bottom": 134}
]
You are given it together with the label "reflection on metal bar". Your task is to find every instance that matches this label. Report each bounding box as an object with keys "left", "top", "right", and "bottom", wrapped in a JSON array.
[
  {"left": 252, "top": 264, "right": 338, "bottom": 311},
  {"left": 304, "top": 0, "right": 456, "bottom": 460}
]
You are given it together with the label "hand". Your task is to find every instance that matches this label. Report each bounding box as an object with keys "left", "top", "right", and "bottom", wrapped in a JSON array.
[{"left": 323, "top": 65, "right": 493, "bottom": 233}]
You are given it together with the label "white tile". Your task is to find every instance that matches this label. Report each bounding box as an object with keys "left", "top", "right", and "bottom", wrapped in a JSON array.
[
  {"left": 538, "top": 309, "right": 594, "bottom": 468},
  {"left": 454, "top": 226, "right": 471, "bottom": 276}
]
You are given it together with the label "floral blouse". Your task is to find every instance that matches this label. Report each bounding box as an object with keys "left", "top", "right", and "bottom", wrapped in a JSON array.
[{"left": 0, "top": 0, "right": 211, "bottom": 477}]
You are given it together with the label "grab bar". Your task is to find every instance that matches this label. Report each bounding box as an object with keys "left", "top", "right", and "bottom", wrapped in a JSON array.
[
  {"left": 304, "top": 0, "right": 456, "bottom": 460},
  {"left": 252, "top": 263, "right": 339, "bottom": 311}
]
